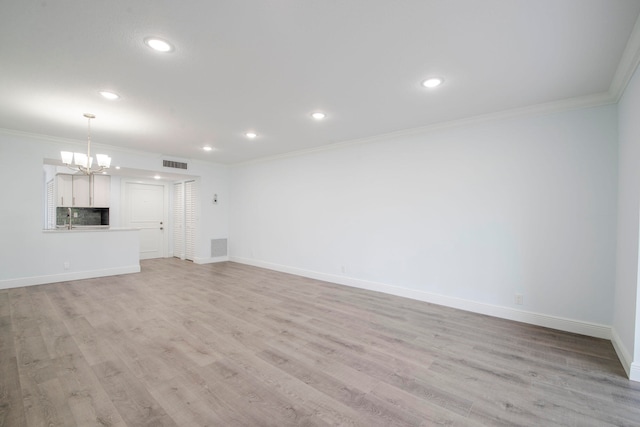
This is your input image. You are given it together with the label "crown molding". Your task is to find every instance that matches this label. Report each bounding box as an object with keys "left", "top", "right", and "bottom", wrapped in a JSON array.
[
  {"left": 0, "top": 126, "right": 148, "bottom": 155},
  {"left": 232, "top": 91, "right": 615, "bottom": 167},
  {"left": 0, "top": 127, "right": 226, "bottom": 168},
  {"left": 610, "top": 13, "right": 640, "bottom": 101},
  {"left": 6, "top": 14, "right": 637, "bottom": 172},
  {"left": 0, "top": 126, "right": 85, "bottom": 146},
  {"left": 229, "top": 16, "right": 640, "bottom": 168}
]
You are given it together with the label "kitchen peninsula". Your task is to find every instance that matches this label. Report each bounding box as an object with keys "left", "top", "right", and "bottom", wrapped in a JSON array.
[
  {"left": 17, "top": 160, "right": 144, "bottom": 290},
  {"left": 33, "top": 227, "right": 141, "bottom": 287}
]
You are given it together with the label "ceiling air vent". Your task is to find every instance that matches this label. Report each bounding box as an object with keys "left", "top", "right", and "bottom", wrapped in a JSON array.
[{"left": 163, "top": 160, "right": 188, "bottom": 170}]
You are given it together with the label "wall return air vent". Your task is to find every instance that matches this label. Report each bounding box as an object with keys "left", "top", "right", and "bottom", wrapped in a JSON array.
[
  {"left": 211, "top": 238, "right": 228, "bottom": 258},
  {"left": 163, "top": 160, "right": 188, "bottom": 170}
]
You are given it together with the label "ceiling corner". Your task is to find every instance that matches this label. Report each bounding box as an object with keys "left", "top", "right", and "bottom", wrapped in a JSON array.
[{"left": 610, "top": 13, "right": 640, "bottom": 101}]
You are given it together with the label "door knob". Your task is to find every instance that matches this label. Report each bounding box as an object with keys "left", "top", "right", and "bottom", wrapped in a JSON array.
[{"left": 160, "top": 227, "right": 164, "bottom": 230}]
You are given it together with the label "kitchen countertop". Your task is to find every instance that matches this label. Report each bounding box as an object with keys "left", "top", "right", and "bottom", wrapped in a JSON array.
[{"left": 43, "top": 227, "right": 139, "bottom": 233}]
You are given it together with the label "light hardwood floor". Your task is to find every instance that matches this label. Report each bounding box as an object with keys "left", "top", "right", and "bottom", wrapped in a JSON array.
[{"left": 1, "top": 259, "right": 640, "bottom": 426}]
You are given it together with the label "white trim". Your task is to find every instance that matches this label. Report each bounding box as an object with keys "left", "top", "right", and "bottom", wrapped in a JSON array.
[
  {"left": 0, "top": 265, "right": 140, "bottom": 290},
  {"left": 613, "top": 326, "right": 640, "bottom": 382},
  {"left": 231, "top": 256, "right": 611, "bottom": 340},
  {"left": 194, "top": 256, "right": 229, "bottom": 265},
  {"left": 631, "top": 363, "right": 640, "bottom": 382},
  {"left": 0, "top": 91, "right": 615, "bottom": 170},
  {"left": 0, "top": 89, "right": 618, "bottom": 171},
  {"left": 0, "top": 126, "right": 226, "bottom": 167},
  {"left": 611, "top": 327, "right": 634, "bottom": 378},
  {"left": 232, "top": 92, "right": 614, "bottom": 167},
  {"left": 610, "top": 13, "right": 640, "bottom": 101}
]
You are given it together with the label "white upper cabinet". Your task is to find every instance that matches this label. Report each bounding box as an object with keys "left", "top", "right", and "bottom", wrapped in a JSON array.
[
  {"left": 56, "top": 174, "right": 73, "bottom": 207},
  {"left": 55, "top": 174, "right": 111, "bottom": 207},
  {"left": 92, "top": 175, "right": 111, "bottom": 207},
  {"left": 73, "top": 175, "right": 91, "bottom": 207}
]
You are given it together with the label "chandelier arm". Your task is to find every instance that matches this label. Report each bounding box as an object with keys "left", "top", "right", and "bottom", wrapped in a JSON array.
[
  {"left": 60, "top": 113, "right": 109, "bottom": 175},
  {"left": 87, "top": 116, "right": 91, "bottom": 171}
]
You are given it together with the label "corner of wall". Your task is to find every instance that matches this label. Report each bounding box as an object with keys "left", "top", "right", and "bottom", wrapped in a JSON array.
[
  {"left": 610, "top": 327, "right": 637, "bottom": 380},
  {"left": 630, "top": 362, "right": 640, "bottom": 382}
]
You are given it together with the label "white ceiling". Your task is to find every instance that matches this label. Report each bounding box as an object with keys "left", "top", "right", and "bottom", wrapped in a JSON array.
[{"left": 2, "top": 0, "right": 640, "bottom": 165}]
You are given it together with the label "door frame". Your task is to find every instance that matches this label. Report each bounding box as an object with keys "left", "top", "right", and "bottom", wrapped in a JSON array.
[{"left": 120, "top": 179, "right": 171, "bottom": 259}]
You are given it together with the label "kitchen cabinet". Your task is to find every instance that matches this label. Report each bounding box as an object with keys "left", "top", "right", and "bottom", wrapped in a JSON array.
[
  {"left": 56, "top": 174, "right": 73, "bottom": 207},
  {"left": 92, "top": 175, "right": 111, "bottom": 207},
  {"left": 55, "top": 174, "right": 111, "bottom": 207},
  {"left": 73, "top": 175, "right": 91, "bottom": 207}
]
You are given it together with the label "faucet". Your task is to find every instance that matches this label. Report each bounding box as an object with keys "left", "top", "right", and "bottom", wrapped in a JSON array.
[{"left": 67, "top": 207, "right": 72, "bottom": 229}]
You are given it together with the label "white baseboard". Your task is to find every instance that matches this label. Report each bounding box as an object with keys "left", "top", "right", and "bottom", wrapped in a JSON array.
[
  {"left": 230, "top": 257, "right": 611, "bottom": 340},
  {"left": 631, "top": 362, "right": 640, "bottom": 382},
  {"left": 194, "top": 256, "right": 229, "bottom": 265},
  {"left": 614, "top": 325, "right": 640, "bottom": 382},
  {"left": 611, "top": 328, "right": 634, "bottom": 378},
  {"left": 0, "top": 265, "right": 141, "bottom": 290}
]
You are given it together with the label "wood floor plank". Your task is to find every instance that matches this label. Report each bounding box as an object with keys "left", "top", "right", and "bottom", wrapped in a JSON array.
[
  {"left": 207, "top": 358, "right": 330, "bottom": 426},
  {"left": 256, "top": 345, "right": 441, "bottom": 426},
  {"left": 0, "top": 352, "right": 27, "bottom": 427},
  {"left": 0, "top": 291, "right": 11, "bottom": 318},
  {"left": 91, "top": 358, "right": 176, "bottom": 427},
  {"left": 54, "top": 353, "right": 126, "bottom": 427},
  {"left": 146, "top": 375, "right": 223, "bottom": 424},
  {"left": 212, "top": 345, "right": 368, "bottom": 426},
  {"left": 177, "top": 366, "right": 276, "bottom": 426},
  {"left": 2, "top": 258, "right": 639, "bottom": 426},
  {"left": 63, "top": 317, "right": 119, "bottom": 367},
  {"left": 370, "top": 380, "right": 486, "bottom": 427}
]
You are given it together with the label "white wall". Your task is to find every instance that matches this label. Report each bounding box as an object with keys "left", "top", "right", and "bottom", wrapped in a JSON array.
[
  {"left": 0, "top": 131, "right": 229, "bottom": 286},
  {"left": 196, "top": 167, "right": 230, "bottom": 263},
  {"left": 0, "top": 100, "right": 630, "bottom": 373},
  {"left": 230, "top": 105, "right": 618, "bottom": 335},
  {"left": 614, "top": 62, "right": 640, "bottom": 381}
]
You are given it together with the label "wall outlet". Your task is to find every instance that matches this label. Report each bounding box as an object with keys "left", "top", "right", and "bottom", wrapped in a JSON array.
[
  {"left": 73, "top": 212, "right": 78, "bottom": 218},
  {"left": 341, "top": 265, "right": 346, "bottom": 274},
  {"left": 63, "top": 261, "right": 70, "bottom": 270},
  {"left": 515, "top": 294, "right": 524, "bottom": 305}
]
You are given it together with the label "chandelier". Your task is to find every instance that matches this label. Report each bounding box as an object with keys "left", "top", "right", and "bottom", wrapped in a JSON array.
[{"left": 60, "top": 113, "right": 111, "bottom": 175}]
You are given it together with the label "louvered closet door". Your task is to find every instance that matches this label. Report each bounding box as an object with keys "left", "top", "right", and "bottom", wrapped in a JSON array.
[
  {"left": 47, "top": 179, "right": 55, "bottom": 229},
  {"left": 185, "top": 180, "right": 197, "bottom": 261},
  {"left": 173, "top": 183, "right": 185, "bottom": 259}
]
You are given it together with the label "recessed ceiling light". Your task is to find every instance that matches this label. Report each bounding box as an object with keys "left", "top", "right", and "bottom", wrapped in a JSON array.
[
  {"left": 144, "top": 37, "right": 174, "bottom": 53},
  {"left": 245, "top": 132, "right": 257, "bottom": 139},
  {"left": 311, "top": 112, "right": 326, "bottom": 120},
  {"left": 99, "top": 91, "right": 119, "bottom": 100},
  {"left": 203, "top": 146, "right": 213, "bottom": 151},
  {"left": 422, "top": 77, "right": 444, "bottom": 88},
  {"left": 154, "top": 175, "right": 161, "bottom": 180},
  {"left": 115, "top": 166, "right": 121, "bottom": 169}
]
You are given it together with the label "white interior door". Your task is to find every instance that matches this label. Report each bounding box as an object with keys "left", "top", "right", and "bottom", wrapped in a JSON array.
[
  {"left": 172, "top": 182, "right": 185, "bottom": 259},
  {"left": 126, "top": 182, "right": 166, "bottom": 260},
  {"left": 185, "top": 180, "right": 197, "bottom": 261},
  {"left": 172, "top": 180, "right": 197, "bottom": 261}
]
